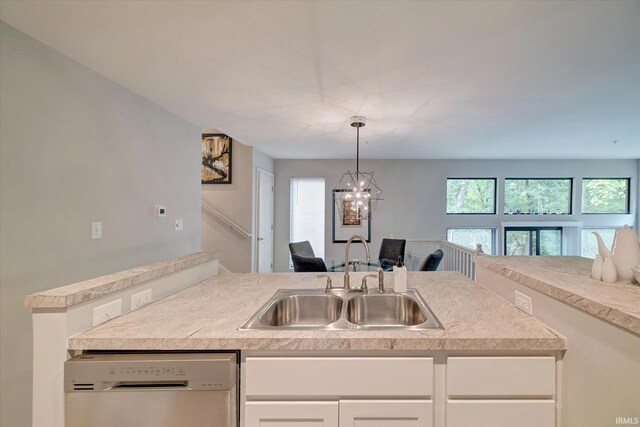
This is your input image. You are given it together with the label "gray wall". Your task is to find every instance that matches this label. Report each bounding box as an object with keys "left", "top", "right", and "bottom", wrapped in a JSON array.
[
  {"left": 0, "top": 22, "right": 201, "bottom": 427},
  {"left": 274, "top": 159, "right": 638, "bottom": 272}
]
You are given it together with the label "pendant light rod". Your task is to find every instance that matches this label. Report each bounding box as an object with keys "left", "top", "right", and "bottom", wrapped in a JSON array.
[
  {"left": 356, "top": 126, "right": 359, "bottom": 176},
  {"left": 350, "top": 116, "right": 366, "bottom": 179}
]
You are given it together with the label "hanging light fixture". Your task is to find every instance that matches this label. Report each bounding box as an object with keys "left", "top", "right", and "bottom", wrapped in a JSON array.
[{"left": 333, "top": 116, "right": 383, "bottom": 222}]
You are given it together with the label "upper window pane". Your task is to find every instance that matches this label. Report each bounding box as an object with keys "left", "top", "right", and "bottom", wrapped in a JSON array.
[
  {"left": 504, "top": 178, "right": 572, "bottom": 215},
  {"left": 582, "top": 178, "right": 630, "bottom": 214},
  {"left": 446, "top": 178, "right": 496, "bottom": 214}
]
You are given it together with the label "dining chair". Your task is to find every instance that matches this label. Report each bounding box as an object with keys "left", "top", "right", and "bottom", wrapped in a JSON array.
[
  {"left": 419, "top": 249, "right": 444, "bottom": 271},
  {"left": 378, "top": 238, "right": 406, "bottom": 271},
  {"left": 291, "top": 255, "right": 328, "bottom": 273},
  {"left": 289, "top": 240, "right": 315, "bottom": 258}
]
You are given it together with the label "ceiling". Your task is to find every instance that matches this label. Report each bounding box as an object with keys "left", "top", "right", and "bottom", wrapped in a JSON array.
[{"left": 1, "top": 0, "right": 639, "bottom": 159}]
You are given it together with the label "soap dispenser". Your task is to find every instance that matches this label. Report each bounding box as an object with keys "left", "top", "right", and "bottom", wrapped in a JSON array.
[{"left": 393, "top": 255, "right": 407, "bottom": 293}]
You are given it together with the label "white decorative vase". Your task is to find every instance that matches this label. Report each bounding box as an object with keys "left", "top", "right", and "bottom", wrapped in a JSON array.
[
  {"left": 602, "top": 257, "right": 618, "bottom": 283},
  {"left": 591, "top": 255, "right": 604, "bottom": 281}
]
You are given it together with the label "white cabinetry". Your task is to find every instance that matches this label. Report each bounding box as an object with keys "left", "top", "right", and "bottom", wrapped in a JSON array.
[
  {"left": 245, "top": 401, "right": 338, "bottom": 427},
  {"left": 339, "top": 400, "right": 433, "bottom": 427},
  {"left": 243, "top": 356, "right": 558, "bottom": 427},
  {"left": 447, "top": 400, "right": 555, "bottom": 427},
  {"left": 446, "top": 357, "right": 556, "bottom": 427}
]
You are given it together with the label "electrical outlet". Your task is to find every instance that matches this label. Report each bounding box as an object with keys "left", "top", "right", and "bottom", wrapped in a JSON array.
[
  {"left": 131, "top": 289, "right": 152, "bottom": 310},
  {"left": 175, "top": 218, "right": 184, "bottom": 231},
  {"left": 515, "top": 290, "right": 533, "bottom": 315},
  {"left": 91, "top": 221, "right": 102, "bottom": 239},
  {"left": 92, "top": 299, "right": 122, "bottom": 326}
]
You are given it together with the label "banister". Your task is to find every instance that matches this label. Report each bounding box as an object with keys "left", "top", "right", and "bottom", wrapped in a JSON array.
[{"left": 201, "top": 200, "right": 252, "bottom": 239}]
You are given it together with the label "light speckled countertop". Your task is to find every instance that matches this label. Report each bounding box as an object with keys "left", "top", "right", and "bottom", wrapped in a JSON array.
[
  {"left": 68, "top": 272, "right": 566, "bottom": 351},
  {"left": 25, "top": 251, "right": 219, "bottom": 308},
  {"left": 475, "top": 256, "right": 640, "bottom": 335}
]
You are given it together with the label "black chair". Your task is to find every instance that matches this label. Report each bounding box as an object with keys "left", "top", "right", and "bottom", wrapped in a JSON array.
[
  {"left": 291, "top": 255, "right": 328, "bottom": 273},
  {"left": 378, "top": 238, "right": 406, "bottom": 271},
  {"left": 289, "top": 240, "right": 315, "bottom": 258},
  {"left": 419, "top": 249, "right": 444, "bottom": 271}
]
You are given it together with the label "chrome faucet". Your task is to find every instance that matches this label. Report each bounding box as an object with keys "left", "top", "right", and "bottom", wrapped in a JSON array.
[{"left": 344, "top": 234, "right": 370, "bottom": 290}]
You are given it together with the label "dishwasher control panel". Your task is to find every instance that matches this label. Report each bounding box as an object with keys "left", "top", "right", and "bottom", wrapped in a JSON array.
[{"left": 65, "top": 353, "right": 236, "bottom": 392}]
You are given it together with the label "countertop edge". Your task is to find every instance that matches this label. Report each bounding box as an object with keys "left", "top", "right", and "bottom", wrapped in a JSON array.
[
  {"left": 25, "top": 251, "right": 220, "bottom": 309},
  {"left": 66, "top": 336, "right": 567, "bottom": 352},
  {"left": 475, "top": 255, "right": 640, "bottom": 336}
]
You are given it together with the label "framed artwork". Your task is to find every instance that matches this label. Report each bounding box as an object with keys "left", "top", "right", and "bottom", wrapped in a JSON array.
[
  {"left": 332, "top": 189, "right": 371, "bottom": 243},
  {"left": 201, "top": 134, "right": 232, "bottom": 184}
]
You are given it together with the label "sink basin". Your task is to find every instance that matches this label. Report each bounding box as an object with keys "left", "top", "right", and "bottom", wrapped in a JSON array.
[
  {"left": 240, "top": 288, "right": 443, "bottom": 331},
  {"left": 346, "top": 294, "right": 427, "bottom": 326},
  {"left": 258, "top": 294, "right": 343, "bottom": 327}
]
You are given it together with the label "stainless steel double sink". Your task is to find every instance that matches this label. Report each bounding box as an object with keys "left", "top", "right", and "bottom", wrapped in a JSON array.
[{"left": 239, "top": 288, "right": 443, "bottom": 330}]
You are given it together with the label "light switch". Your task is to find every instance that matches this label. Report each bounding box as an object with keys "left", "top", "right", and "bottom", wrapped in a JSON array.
[
  {"left": 91, "top": 222, "right": 102, "bottom": 239},
  {"left": 175, "top": 218, "right": 184, "bottom": 231}
]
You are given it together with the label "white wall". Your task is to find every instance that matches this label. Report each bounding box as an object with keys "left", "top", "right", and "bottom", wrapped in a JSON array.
[
  {"left": 201, "top": 138, "right": 274, "bottom": 273},
  {"left": 0, "top": 22, "right": 201, "bottom": 427},
  {"left": 273, "top": 159, "right": 638, "bottom": 272}
]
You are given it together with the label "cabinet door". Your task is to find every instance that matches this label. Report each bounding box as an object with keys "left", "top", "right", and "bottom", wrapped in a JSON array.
[
  {"left": 447, "top": 400, "right": 555, "bottom": 427},
  {"left": 339, "top": 400, "right": 433, "bottom": 427},
  {"left": 245, "top": 401, "right": 338, "bottom": 427}
]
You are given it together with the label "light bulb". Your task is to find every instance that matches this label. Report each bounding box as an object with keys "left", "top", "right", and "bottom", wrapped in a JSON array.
[
  {"left": 357, "top": 201, "right": 363, "bottom": 206},
  {"left": 360, "top": 181, "right": 364, "bottom": 185},
  {"left": 356, "top": 192, "right": 361, "bottom": 199}
]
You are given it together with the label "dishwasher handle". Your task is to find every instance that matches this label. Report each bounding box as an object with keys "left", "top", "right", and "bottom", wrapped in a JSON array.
[{"left": 107, "top": 380, "right": 190, "bottom": 390}]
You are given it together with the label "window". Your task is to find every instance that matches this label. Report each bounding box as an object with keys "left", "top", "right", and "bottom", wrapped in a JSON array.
[
  {"left": 505, "top": 227, "right": 563, "bottom": 256},
  {"left": 582, "top": 178, "right": 630, "bottom": 214},
  {"left": 290, "top": 178, "right": 325, "bottom": 267},
  {"left": 446, "top": 178, "right": 496, "bottom": 214},
  {"left": 581, "top": 228, "right": 616, "bottom": 259},
  {"left": 504, "top": 178, "right": 572, "bottom": 215},
  {"left": 447, "top": 228, "right": 496, "bottom": 255}
]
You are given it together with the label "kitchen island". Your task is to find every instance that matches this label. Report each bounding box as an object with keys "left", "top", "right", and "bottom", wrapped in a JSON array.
[
  {"left": 65, "top": 270, "right": 565, "bottom": 427},
  {"left": 27, "top": 254, "right": 566, "bottom": 427},
  {"left": 475, "top": 255, "right": 640, "bottom": 427},
  {"left": 67, "top": 271, "right": 565, "bottom": 351}
]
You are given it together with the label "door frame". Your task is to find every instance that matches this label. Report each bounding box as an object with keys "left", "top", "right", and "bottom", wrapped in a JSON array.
[{"left": 255, "top": 168, "right": 275, "bottom": 273}]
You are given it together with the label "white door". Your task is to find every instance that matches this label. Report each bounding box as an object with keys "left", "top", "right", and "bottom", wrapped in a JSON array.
[
  {"left": 339, "top": 400, "right": 433, "bottom": 427},
  {"left": 245, "top": 401, "right": 338, "bottom": 427},
  {"left": 256, "top": 169, "right": 274, "bottom": 272}
]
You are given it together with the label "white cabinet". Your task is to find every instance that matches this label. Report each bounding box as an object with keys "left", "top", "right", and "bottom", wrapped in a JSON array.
[
  {"left": 245, "top": 357, "right": 433, "bottom": 398},
  {"left": 245, "top": 401, "right": 338, "bottom": 427},
  {"left": 447, "top": 357, "right": 555, "bottom": 398},
  {"left": 447, "top": 400, "right": 555, "bottom": 427},
  {"left": 446, "top": 357, "right": 556, "bottom": 427},
  {"left": 243, "top": 356, "right": 558, "bottom": 427},
  {"left": 340, "top": 400, "right": 433, "bottom": 427}
]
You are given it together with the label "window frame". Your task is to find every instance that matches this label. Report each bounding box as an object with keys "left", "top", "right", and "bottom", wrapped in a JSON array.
[
  {"left": 504, "top": 226, "right": 563, "bottom": 256},
  {"left": 504, "top": 177, "right": 574, "bottom": 215},
  {"left": 581, "top": 177, "right": 631, "bottom": 215},
  {"left": 446, "top": 227, "right": 497, "bottom": 255},
  {"left": 289, "top": 177, "right": 326, "bottom": 269},
  {"left": 446, "top": 177, "right": 497, "bottom": 215}
]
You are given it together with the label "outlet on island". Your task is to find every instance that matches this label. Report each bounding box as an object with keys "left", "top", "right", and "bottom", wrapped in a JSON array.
[
  {"left": 515, "top": 290, "right": 533, "bottom": 315},
  {"left": 131, "top": 288, "right": 152, "bottom": 310}
]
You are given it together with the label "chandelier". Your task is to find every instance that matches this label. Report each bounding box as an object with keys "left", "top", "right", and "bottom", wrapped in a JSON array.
[{"left": 333, "top": 116, "right": 383, "bottom": 222}]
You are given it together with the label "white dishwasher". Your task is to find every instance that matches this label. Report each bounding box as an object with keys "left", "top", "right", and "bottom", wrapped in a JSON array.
[{"left": 64, "top": 352, "right": 238, "bottom": 427}]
